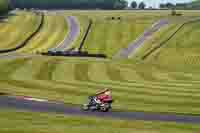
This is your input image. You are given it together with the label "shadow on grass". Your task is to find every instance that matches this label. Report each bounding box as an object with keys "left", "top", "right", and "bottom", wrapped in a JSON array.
[
  {"left": 0, "top": 12, "right": 18, "bottom": 23},
  {"left": 0, "top": 92, "right": 8, "bottom": 96}
]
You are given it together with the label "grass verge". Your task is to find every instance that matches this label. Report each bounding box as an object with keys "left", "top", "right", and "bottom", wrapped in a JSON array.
[{"left": 0, "top": 109, "right": 200, "bottom": 133}]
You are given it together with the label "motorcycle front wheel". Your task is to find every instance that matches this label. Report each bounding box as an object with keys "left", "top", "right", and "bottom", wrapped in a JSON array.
[{"left": 82, "top": 104, "right": 89, "bottom": 111}]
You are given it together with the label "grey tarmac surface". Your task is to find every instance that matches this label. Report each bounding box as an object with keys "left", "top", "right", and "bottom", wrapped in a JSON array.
[
  {"left": 114, "top": 19, "right": 168, "bottom": 59},
  {"left": 1, "top": 95, "right": 200, "bottom": 124},
  {"left": 49, "top": 16, "right": 80, "bottom": 51}
]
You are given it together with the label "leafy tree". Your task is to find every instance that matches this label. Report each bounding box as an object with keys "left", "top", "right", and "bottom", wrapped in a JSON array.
[
  {"left": 166, "top": 2, "right": 175, "bottom": 9},
  {"left": 131, "top": 1, "right": 137, "bottom": 8},
  {"left": 160, "top": 3, "right": 166, "bottom": 8},
  {"left": 138, "top": 1, "right": 146, "bottom": 9},
  {"left": 114, "top": 0, "right": 128, "bottom": 9},
  {"left": 0, "top": 0, "right": 9, "bottom": 14}
]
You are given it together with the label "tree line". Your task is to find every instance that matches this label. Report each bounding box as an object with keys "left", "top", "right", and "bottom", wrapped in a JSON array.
[
  {"left": 10, "top": 0, "right": 128, "bottom": 9},
  {"left": 160, "top": 1, "right": 200, "bottom": 10},
  {"left": 131, "top": 1, "right": 146, "bottom": 9},
  {"left": 0, "top": 0, "right": 9, "bottom": 14},
  {"left": 130, "top": 0, "right": 200, "bottom": 10}
]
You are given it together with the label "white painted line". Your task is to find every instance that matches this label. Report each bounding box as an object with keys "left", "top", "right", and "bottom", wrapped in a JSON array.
[{"left": 23, "top": 97, "right": 48, "bottom": 102}]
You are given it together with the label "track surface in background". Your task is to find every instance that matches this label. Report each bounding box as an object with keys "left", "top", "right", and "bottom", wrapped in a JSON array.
[{"left": 49, "top": 16, "right": 80, "bottom": 51}]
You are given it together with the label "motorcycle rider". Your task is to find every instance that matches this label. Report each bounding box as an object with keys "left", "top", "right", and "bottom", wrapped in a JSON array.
[{"left": 95, "top": 88, "right": 113, "bottom": 104}]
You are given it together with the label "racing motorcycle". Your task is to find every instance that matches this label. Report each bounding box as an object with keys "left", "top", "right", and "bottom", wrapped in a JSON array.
[{"left": 82, "top": 96, "right": 113, "bottom": 112}]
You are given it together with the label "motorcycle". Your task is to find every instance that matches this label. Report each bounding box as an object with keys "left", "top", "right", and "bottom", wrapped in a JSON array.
[{"left": 82, "top": 96, "right": 113, "bottom": 112}]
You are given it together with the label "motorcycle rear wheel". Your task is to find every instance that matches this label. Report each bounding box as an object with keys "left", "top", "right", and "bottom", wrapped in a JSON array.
[{"left": 100, "top": 106, "right": 109, "bottom": 112}]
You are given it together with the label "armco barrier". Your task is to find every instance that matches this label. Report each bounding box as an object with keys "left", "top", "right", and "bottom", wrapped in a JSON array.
[
  {"left": 41, "top": 51, "right": 107, "bottom": 58},
  {"left": 0, "top": 12, "right": 44, "bottom": 53}
]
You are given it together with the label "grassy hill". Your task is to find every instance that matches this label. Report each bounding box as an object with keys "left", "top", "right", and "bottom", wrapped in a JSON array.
[
  {"left": 135, "top": 16, "right": 200, "bottom": 71},
  {"left": 1, "top": 10, "right": 200, "bottom": 115},
  {"left": 0, "top": 11, "right": 41, "bottom": 51},
  {"left": 141, "top": 19, "right": 200, "bottom": 69},
  {"left": 17, "top": 14, "right": 68, "bottom": 53},
  {"left": 1, "top": 10, "right": 200, "bottom": 132},
  {"left": 83, "top": 17, "right": 153, "bottom": 57},
  {"left": 64, "top": 10, "right": 170, "bottom": 58}
]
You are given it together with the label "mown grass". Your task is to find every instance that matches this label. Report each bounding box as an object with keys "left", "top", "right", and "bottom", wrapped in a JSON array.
[
  {"left": 2, "top": 10, "right": 200, "bottom": 132},
  {"left": 1, "top": 56, "right": 200, "bottom": 115},
  {"left": 64, "top": 10, "right": 200, "bottom": 58},
  {"left": 1, "top": 11, "right": 200, "bottom": 115},
  {"left": 83, "top": 17, "right": 153, "bottom": 57},
  {"left": 0, "top": 109, "right": 200, "bottom": 133},
  {"left": 131, "top": 14, "right": 200, "bottom": 60},
  {"left": 132, "top": 22, "right": 182, "bottom": 59},
  {"left": 145, "top": 19, "right": 200, "bottom": 68},
  {"left": 63, "top": 10, "right": 171, "bottom": 57},
  {"left": 0, "top": 11, "right": 41, "bottom": 50},
  {"left": 17, "top": 14, "right": 68, "bottom": 53},
  {"left": 133, "top": 17, "right": 200, "bottom": 60}
]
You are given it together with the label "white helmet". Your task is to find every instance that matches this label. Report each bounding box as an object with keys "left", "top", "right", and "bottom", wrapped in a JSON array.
[{"left": 105, "top": 90, "right": 111, "bottom": 95}]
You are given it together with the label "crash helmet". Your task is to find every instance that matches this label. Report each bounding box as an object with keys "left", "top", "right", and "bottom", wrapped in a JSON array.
[{"left": 105, "top": 89, "right": 111, "bottom": 96}]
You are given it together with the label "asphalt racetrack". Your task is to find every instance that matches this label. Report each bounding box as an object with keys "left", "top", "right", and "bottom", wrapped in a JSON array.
[
  {"left": 1, "top": 95, "right": 200, "bottom": 124},
  {"left": 114, "top": 19, "right": 168, "bottom": 58},
  {"left": 49, "top": 16, "right": 80, "bottom": 51}
]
